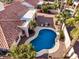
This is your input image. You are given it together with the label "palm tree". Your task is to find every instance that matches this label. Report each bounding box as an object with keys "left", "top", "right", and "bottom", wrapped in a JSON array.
[
  {"left": 8, "top": 44, "right": 36, "bottom": 59},
  {"left": 56, "top": 10, "right": 71, "bottom": 25}
]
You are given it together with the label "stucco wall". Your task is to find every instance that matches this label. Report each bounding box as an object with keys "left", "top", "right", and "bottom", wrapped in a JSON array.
[{"left": 62, "top": 23, "right": 71, "bottom": 49}]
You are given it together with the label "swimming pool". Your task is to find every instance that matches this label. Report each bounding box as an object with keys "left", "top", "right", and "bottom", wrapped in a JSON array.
[
  {"left": 25, "top": 27, "right": 59, "bottom": 57},
  {"left": 31, "top": 29, "right": 57, "bottom": 52}
]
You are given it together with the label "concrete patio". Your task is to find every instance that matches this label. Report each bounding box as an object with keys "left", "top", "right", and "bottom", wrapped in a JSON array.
[{"left": 48, "top": 41, "right": 66, "bottom": 59}]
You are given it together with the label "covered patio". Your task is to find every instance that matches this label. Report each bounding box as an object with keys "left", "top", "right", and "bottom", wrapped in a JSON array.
[
  {"left": 36, "top": 12, "right": 55, "bottom": 28},
  {"left": 16, "top": 9, "right": 37, "bottom": 45}
]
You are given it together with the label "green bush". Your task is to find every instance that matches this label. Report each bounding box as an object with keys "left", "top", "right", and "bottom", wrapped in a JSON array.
[
  {"left": 70, "top": 28, "right": 79, "bottom": 39},
  {"left": 30, "top": 20, "right": 37, "bottom": 29},
  {"left": 8, "top": 44, "right": 36, "bottom": 59},
  {"left": 41, "top": 5, "right": 49, "bottom": 13},
  {"left": 67, "top": 0, "right": 73, "bottom": 5},
  {"left": 41, "top": 1, "right": 60, "bottom": 13},
  {"left": 66, "top": 18, "right": 75, "bottom": 27},
  {"left": 59, "top": 30, "right": 64, "bottom": 40}
]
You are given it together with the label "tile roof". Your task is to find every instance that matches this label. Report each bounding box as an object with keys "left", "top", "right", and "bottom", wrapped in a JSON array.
[
  {"left": 25, "top": 0, "right": 40, "bottom": 7},
  {"left": 0, "top": 20, "right": 24, "bottom": 47},
  {"left": 0, "top": 25, "right": 9, "bottom": 49},
  {"left": 0, "top": 2, "right": 29, "bottom": 19},
  {"left": 0, "top": 1, "right": 29, "bottom": 48}
]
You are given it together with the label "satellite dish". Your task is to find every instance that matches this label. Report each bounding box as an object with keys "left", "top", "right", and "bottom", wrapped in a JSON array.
[{"left": 0, "top": 2, "right": 5, "bottom": 11}]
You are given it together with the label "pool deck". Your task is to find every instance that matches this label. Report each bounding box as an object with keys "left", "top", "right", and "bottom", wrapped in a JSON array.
[
  {"left": 18, "top": 12, "right": 66, "bottom": 59},
  {"left": 36, "top": 40, "right": 66, "bottom": 59},
  {"left": 48, "top": 41, "right": 66, "bottom": 59}
]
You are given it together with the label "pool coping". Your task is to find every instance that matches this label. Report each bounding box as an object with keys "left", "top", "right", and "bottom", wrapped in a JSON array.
[{"left": 25, "top": 26, "right": 59, "bottom": 57}]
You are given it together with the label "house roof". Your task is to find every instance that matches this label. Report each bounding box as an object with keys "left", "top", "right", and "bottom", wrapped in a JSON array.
[
  {"left": 0, "top": 20, "right": 24, "bottom": 47},
  {"left": 25, "top": 0, "right": 40, "bottom": 7},
  {"left": 0, "top": 1, "right": 29, "bottom": 48},
  {"left": 0, "top": 2, "right": 29, "bottom": 19},
  {"left": 0, "top": 25, "right": 9, "bottom": 49}
]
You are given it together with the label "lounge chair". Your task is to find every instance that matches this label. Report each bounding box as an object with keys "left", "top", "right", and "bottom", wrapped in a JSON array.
[
  {"left": 40, "top": 24, "right": 44, "bottom": 27},
  {"left": 45, "top": 22, "right": 48, "bottom": 27}
]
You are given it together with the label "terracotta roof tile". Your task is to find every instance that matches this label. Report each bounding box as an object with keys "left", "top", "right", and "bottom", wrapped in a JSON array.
[
  {"left": 0, "top": 2, "right": 29, "bottom": 20},
  {"left": 0, "top": 1, "right": 28, "bottom": 48},
  {"left": 0, "top": 20, "right": 24, "bottom": 47},
  {"left": 0, "top": 25, "right": 9, "bottom": 49},
  {"left": 0, "top": 0, "right": 30, "bottom": 49}
]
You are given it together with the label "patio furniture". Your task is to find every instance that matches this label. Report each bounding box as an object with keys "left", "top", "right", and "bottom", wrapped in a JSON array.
[
  {"left": 45, "top": 22, "right": 48, "bottom": 27},
  {"left": 40, "top": 24, "right": 43, "bottom": 27}
]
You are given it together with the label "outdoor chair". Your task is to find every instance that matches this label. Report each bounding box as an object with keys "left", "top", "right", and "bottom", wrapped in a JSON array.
[
  {"left": 45, "top": 22, "right": 49, "bottom": 27},
  {"left": 40, "top": 24, "right": 44, "bottom": 27}
]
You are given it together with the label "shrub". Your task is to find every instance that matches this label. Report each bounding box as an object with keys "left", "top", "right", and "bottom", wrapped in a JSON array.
[
  {"left": 70, "top": 28, "right": 79, "bottom": 39},
  {"left": 8, "top": 44, "right": 36, "bottom": 59},
  {"left": 66, "top": 18, "right": 75, "bottom": 27},
  {"left": 59, "top": 30, "right": 64, "bottom": 39},
  {"left": 41, "top": 5, "right": 49, "bottom": 13},
  {"left": 67, "top": 0, "right": 73, "bottom": 5}
]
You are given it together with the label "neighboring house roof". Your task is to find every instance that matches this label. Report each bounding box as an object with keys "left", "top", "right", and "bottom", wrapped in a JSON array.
[{"left": 0, "top": 2, "right": 29, "bottom": 19}]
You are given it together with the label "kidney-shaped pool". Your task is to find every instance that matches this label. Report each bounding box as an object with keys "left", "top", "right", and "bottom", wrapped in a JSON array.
[{"left": 31, "top": 29, "right": 57, "bottom": 52}]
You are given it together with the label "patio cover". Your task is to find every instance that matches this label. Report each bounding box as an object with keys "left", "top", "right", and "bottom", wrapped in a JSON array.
[
  {"left": 19, "top": 9, "right": 37, "bottom": 37},
  {"left": 21, "top": 9, "right": 37, "bottom": 21},
  {"left": 21, "top": 2, "right": 34, "bottom": 8}
]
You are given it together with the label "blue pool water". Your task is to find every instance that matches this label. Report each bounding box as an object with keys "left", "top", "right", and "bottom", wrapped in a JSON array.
[{"left": 31, "top": 29, "right": 57, "bottom": 52}]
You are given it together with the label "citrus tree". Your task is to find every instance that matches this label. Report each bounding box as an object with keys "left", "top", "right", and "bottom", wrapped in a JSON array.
[{"left": 8, "top": 44, "right": 36, "bottom": 59}]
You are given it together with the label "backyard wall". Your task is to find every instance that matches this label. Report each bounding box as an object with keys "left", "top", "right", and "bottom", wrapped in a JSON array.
[{"left": 62, "top": 23, "right": 71, "bottom": 49}]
